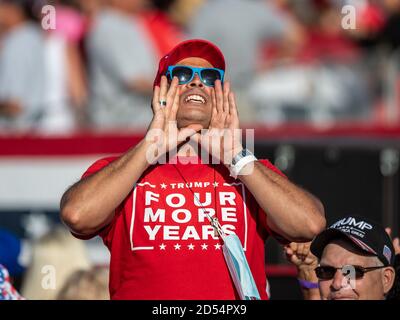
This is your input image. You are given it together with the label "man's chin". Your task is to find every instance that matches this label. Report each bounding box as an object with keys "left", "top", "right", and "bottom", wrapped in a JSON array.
[
  {"left": 328, "top": 294, "right": 358, "bottom": 300},
  {"left": 177, "top": 117, "right": 209, "bottom": 131}
]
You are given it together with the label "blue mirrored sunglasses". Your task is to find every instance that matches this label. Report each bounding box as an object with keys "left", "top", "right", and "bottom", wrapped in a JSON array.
[{"left": 166, "top": 65, "right": 225, "bottom": 87}]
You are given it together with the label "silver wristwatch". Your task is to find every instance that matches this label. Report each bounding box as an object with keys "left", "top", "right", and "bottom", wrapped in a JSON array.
[{"left": 231, "top": 149, "right": 254, "bottom": 166}]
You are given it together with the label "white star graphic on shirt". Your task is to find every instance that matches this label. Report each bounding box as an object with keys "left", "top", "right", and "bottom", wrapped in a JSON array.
[
  {"left": 201, "top": 243, "right": 208, "bottom": 250},
  {"left": 159, "top": 243, "right": 166, "bottom": 250},
  {"left": 174, "top": 244, "right": 181, "bottom": 250},
  {"left": 188, "top": 243, "right": 195, "bottom": 250},
  {"left": 212, "top": 182, "right": 219, "bottom": 187},
  {"left": 214, "top": 243, "right": 221, "bottom": 250},
  {"left": 160, "top": 183, "right": 167, "bottom": 189}
]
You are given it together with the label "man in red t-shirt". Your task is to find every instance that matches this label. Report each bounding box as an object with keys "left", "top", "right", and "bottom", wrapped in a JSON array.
[{"left": 60, "top": 39, "right": 326, "bottom": 300}]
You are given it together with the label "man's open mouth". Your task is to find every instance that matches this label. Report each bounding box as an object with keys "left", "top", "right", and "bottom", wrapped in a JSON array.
[{"left": 185, "top": 94, "right": 206, "bottom": 104}]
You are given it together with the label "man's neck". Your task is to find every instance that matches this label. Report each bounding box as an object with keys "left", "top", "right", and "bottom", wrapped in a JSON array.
[{"left": 176, "top": 142, "right": 199, "bottom": 157}]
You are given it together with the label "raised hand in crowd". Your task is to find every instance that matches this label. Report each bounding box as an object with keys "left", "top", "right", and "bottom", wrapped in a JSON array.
[
  {"left": 385, "top": 228, "right": 400, "bottom": 255},
  {"left": 284, "top": 242, "right": 321, "bottom": 300}
]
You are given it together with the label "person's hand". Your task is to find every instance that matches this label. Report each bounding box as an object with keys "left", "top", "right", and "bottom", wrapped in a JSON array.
[
  {"left": 285, "top": 242, "right": 321, "bottom": 300},
  {"left": 385, "top": 227, "right": 400, "bottom": 255},
  {"left": 145, "top": 76, "right": 202, "bottom": 163},
  {"left": 284, "top": 242, "right": 318, "bottom": 271},
  {"left": 192, "top": 80, "right": 243, "bottom": 165}
]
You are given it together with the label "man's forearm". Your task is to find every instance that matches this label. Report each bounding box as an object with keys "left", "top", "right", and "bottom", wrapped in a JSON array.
[
  {"left": 237, "top": 161, "right": 325, "bottom": 242},
  {"left": 60, "top": 139, "right": 152, "bottom": 235}
]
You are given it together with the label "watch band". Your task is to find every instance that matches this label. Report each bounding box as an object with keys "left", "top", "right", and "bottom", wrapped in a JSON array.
[
  {"left": 230, "top": 149, "right": 257, "bottom": 179},
  {"left": 231, "top": 149, "right": 255, "bottom": 165}
]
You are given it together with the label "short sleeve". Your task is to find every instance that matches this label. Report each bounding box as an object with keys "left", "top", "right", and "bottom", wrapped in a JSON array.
[
  {"left": 258, "top": 158, "right": 286, "bottom": 178},
  {"left": 70, "top": 157, "right": 118, "bottom": 243},
  {"left": 257, "top": 159, "right": 290, "bottom": 245},
  {"left": 81, "top": 157, "right": 116, "bottom": 179}
]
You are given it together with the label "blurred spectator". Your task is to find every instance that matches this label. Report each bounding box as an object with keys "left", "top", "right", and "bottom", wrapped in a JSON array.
[
  {"left": 78, "top": 0, "right": 104, "bottom": 20},
  {"left": 342, "top": 0, "right": 399, "bottom": 53},
  {"left": 374, "top": 0, "right": 400, "bottom": 51},
  {"left": 0, "top": 228, "right": 26, "bottom": 290},
  {"left": 249, "top": 64, "right": 371, "bottom": 125},
  {"left": 249, "top": 0, "right": 371, "bottom": 125},
  {"left": 0, "top": 0, "right": 47, "bottom": 131},
  {"left": 49, "top": 0, "right": 86, "bottom": 44},
  {"left": 140, "top": 0, "right": 184, "bottom": 58},
  {"left": 168, "top": 0, "right": 204, "bottom": 31},
  {"left": 386, "top": 227, "right": 400, "bottom": 255},
  {"left": 20, "top": 227, "right": 91, "bottom": 300},
  {"left": 385, "top": 227, "right": 400, "bottom": 300},
  {"left": 369, "top": 0, "right": 400, "bottom": 125},
  {"left": 0, "top": 264, "right": 24, "bottom": 300},
  {"left": 290, "top": 0, "right": 360, "bottom": 63},
  {"left": 0, "top": 0, "right": 88, "bottom": 133},
  {"left": 40, "top": 35, "right": 80, "bottom": 133},
  {"left": 42, "top": 0, "right": 89, "bottom": 131},
  {"left": 341, "top": 0, "right": 400, "bottom": 126},
  {"left": 189, "top": 0, "right": 299, "bottom": 91},
  {"left": 188, "top": 0, "right": 303, "bottom": 123},
  {"left": 342, "top": 0, "right": 386, "bottom": 47},
  {"left": 86, "top": 0, "right": 158, "bottom": 129},
  {"left": 57, "top": 266, "right": 109, "bottom": 300}
]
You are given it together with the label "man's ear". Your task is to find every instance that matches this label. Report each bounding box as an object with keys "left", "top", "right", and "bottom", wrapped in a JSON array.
[{"left": 382, "top": 266, "right": 395, "bottom": 294}]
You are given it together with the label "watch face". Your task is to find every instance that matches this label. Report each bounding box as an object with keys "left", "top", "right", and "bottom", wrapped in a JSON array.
[{"left": 233, "top": 149, "right": 249, "bottom": 165}]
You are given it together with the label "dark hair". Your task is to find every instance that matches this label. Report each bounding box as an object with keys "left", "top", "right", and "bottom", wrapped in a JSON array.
[
  {"left": 386, "top": 254, "right": 400, "bottom": 300},
  {"left": 2, "top": 0, "right": 46, "bottom": 22},
  {"left": 25, "top": 0, "right": 48, "bottom": 22},
  {"left": 151, "top": 0, "right": 176, "bottom": 11}
]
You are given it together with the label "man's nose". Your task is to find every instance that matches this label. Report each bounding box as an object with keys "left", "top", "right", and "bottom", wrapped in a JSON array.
[
  {"left": 187, "top": 74, "right": 204, "bottom": 88},
  {"left": 330, "top": 269, "right": 346, "bottom": 290}
]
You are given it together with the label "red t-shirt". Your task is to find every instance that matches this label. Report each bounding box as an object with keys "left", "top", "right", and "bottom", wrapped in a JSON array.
[{"left": 76, "top": 155, "right": 287, "bottom": 300}]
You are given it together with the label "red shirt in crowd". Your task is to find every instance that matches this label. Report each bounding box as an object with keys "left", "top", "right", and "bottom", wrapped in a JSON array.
[{"left": 75, "top": 155, "right": 287, "bottom": 300}]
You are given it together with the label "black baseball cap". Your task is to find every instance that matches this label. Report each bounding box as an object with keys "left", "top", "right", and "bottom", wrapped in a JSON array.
[{"left": 311, "top": 215, "right": 395, "bottom": 266}]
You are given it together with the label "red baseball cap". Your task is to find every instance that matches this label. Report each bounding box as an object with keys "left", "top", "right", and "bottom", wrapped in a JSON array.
[{"left": 153, "top": 39, "right": 226, "bottom": 87}]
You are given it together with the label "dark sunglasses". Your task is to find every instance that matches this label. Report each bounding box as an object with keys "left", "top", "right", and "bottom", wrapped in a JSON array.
[
  {"left": 315, "top": 265, "right": 386, "bottom": 280},
  {"left": 166, "top": 65, "right": 225, "bottom": 87}
]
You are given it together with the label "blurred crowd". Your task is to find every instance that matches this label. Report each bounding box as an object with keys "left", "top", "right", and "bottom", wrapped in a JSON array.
[
  {"left": 1, "top": 0, "right": 400, "bottom": 301},
  {"left": 0, "top": 226, "right": 109, "bottom": 300},
  {"left": 0, "top": 0, "right": 400, "bottom": 133},
  {"left": 1, "top": 214, "right": 399, "bottom": 300}
]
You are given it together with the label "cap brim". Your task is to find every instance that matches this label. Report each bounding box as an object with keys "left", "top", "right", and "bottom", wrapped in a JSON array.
[{"left": 310, "top": 229, "right": 377, "bottom": 260}]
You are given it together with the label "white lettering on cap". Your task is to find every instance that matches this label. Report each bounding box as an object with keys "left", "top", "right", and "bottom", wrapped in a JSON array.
[{"left": 331, "top": 217, "right": 373, "bottom": 231}]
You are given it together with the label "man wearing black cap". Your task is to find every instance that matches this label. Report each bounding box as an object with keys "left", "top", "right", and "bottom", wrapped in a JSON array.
[
  {"left": 61, "top": 39, "right": 325, "bottom": 300},
  {"left": 311, "top": 215, "right": 396, "bottom": 300}
]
